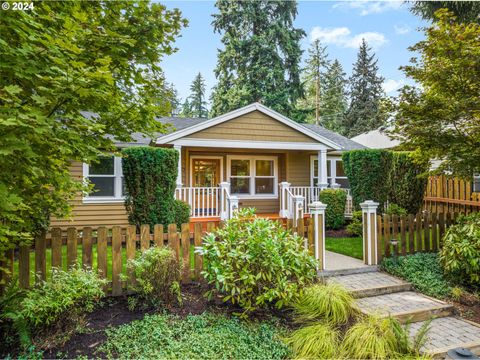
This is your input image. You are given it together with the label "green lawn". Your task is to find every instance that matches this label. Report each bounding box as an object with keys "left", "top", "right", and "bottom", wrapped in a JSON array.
[{"left": 325, "top": 237, "right": 363, "bottom": 260}]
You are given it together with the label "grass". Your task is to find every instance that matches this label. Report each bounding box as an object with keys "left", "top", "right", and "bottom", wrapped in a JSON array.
[
  {"left": 325, "top": 236, "right": 363, "bottom": 259},
  {"left": 99, "top": 312, "right": 290, "bottom": 359},
  {"left": 285, "top": 322, "right": 338, "bottom": 359}
]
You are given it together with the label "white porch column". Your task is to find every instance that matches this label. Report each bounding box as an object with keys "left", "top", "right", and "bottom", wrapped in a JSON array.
[
  {"left": 309, "top": 201, "right": 327, "bottom": 271},
  {"left": 279, "top": 182, "right": 291, "bottom": 218},
  {"left": 174, "top": 145, "right": 182, "bottom": 187},
  {"left": 317, "top": 149, "right": 328, "bottom": 189},
  {"left": 360, "top": 200, "right": 379, "bottom": 265}
]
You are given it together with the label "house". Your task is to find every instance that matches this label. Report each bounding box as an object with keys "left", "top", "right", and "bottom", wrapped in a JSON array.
[
  {"left": 50, "top": 103, "right": 364, "bottom": 228},
  {"left": 351, "top": 127, "right": 401, "bottom": 149}
]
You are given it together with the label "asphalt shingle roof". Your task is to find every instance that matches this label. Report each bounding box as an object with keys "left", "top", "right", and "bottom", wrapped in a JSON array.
[{"left": 300, "top": 123, "right": 366, "bottom": 151}]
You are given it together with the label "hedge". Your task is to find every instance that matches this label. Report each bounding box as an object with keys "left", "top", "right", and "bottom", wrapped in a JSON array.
[
  {"left": 122, "top": 147, "right": 189, "bottom": 229},
  {"left": 319, "top": 189, "right": 347, "bottom": 229}
]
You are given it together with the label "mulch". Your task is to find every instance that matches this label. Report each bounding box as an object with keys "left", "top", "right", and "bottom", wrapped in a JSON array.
[
  {"left": 325, "top": 228, "right": 355, "bottom": 238},
  {"left": 450, "top": 291, "right": 480, "bottom": 324}
]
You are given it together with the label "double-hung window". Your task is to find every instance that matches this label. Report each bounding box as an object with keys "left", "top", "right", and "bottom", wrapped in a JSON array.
[
  {"left": 83, "top": 156, "right": 124, "bottom": 202},
  {"left": 228, "top": 156, "right": 277, "bottom": 198},
  {"left": 311, "top": 156, "right": 349, "bottom": 189}
]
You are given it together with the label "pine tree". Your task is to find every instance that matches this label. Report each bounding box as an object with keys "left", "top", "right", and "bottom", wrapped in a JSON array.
[
  {"left": 188, "top": 72, "right": 208, "bottom": 118},
  {"left": 410, "top": 1, "right": 480, "bottom": 24},
  {"left": 321, "top": 59, "right": 348, "bottom": 133},
  {"left": 298, "top": 39, "right": 330, "bottom": 124},
  {"left": 180, "top": 98, "right": 193, "bottom": 117},
  {"left": 343, "top": 39, "right": 385, "bottom": 138},
  {"left": 210, "top": 0, "right": 304, "bottom": 118}
]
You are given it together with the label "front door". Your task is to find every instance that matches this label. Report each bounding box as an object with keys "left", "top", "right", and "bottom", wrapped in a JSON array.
[{"left": 191, "top": 158, "right": 221, "bottom": 216}]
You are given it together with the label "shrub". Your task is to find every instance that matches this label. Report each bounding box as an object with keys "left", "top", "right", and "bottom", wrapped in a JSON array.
[
  {"left": 292, "top": 283, "right": 357, "bottom": 325},
  {"left": 441, "top": 213, "right": 480, "bottom": 287},
  {"left": 197, "top": 208, "right": 318, "bottom": 316},
  {"left": 319, "top": 189, "right": 347, "bottom": 229},
  {"left": 385, "top": 203, "right": 408, "bottom": 216},
  {"left": 346, "top": 210, "right": 363, "bottom": 237},
  {"left": 381, "top": 253, "right": 452, "bottom": 298},
  {"left": 126, "top": 246, "right": 182, "bottom": 308},
  {"left": 285, "top": 322, "right": 338, "bottom": 359},
  {"left": 1, "top": 268, "right": 105, "bottom": 349},
  {"left": 122, "top": 147, "right": 189, "bottom": 229},
  {"left": 342, "top": 149, "right": 391, "bottom": 211},
  {"left": 173, "top": 199, "right": 190, "bottom": 228}
]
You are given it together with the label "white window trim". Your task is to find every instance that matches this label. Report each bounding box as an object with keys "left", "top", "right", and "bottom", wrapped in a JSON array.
[
  {"left": 189, "top": 155, "right": 224, "bottom": 187},
  {"left": 310, "top": 155, "right": 348, "bottom": 188},
  {"left": 227, "top": 155, "right": 278, "bottom": 199},
  {"left": 83, "top": 156, "right": 124, "bottom": 203}
]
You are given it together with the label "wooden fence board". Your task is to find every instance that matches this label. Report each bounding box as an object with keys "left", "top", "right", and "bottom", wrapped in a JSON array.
[
  {"left": 408, "top": 214, "right": 415, "bottom": 254},
  {"left": 19, "top": 246, "right": 30, "bottom": 289},
  {"left": 307, "top": 218, "right": 314, "bottom": 255},
  {"left": 194, "top": 223, "right": 203, "bottom": 279},
  {"left": 141, "top": 224, "right": 150, "bottom": 252},
  {"left": 82, "top": 227, "right": 93, "bottom": 269},
  {"left": 181, "top": 223, "right": 190, "bottom": 283},
  {"left": 168, "top": 224, "right": 179, "bottom": 260},
  {"left": 111, "top": 226, "right": 122, "bottom": 296},
  {"left": 35, "top": 231, "right": 46, "bottom": 283},
  {"left": 400, "top": 215, "right": 406, "bottom": 256},
  {"left": 51, "top": 227, "right": 62, "bottom": 269},
  {"left": 126, "top": 225, "right": 136, "bottom": 288},
  {"left": 67, "top": 227, "right": 77, "bottom": 269},
  {"left": 383, "top": 214, "right": 391, "bottom": 257},
  {"left": 97, "top": 227, "right": 108, "bottom": 280},
  {"left": 154, "top": 224, "right": 163, "bottom": 247},
  {"left": 431, "top": 213, "right": 438, "bottom": 251},
  {"left": 377, "top": 215, "right": 383, "bottom": 262},
  {"left": 423, "top": 212, "right": 430, "bottom": 251}
]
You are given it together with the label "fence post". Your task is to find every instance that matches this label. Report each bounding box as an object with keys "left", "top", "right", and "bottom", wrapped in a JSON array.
[
  {"left": 228, "top": 195, "right": 239, "bottom": 219},
  {"left": 279, "top": 182, "right": 291, "bottom": 218},
  {"left": 292, "top": 195, "right": 304, "bottom": 227},
  {"left": 309, "top": 201, "right": 327, "bottom": 271},
  {"left": 360, "top": 200, "right": 379, "bottom": 265},
  {"left": 219, "top": 182, "right": 230, "bottom": 220}
]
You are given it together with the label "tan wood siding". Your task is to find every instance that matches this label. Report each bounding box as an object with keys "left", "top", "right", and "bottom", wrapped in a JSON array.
[
  {"left": 238, "top": 199, "right": 279, "bottom": 213},
  {"left": 286, "top": 151, "right": 312, "bottom": 186},
  {"left": 188, "top": 111, "right": 318, "bottom": 143},
  {"left": 50, "top": 162, "right": 129, "bottom": 228}
]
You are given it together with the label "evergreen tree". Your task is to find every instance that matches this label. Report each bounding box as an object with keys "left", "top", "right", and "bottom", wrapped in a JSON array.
[
  {"left": 210, "top": 0, "right": 304, "bottom": 118},
  {"left": 298, "top": 39, "right": 330, "bottom": 124},
  {"left": 321, "top": 59, "right": 348, "bottom": 133},
  {"left": 410, "top": 1, "right": 480, "bottom": 24},
  {"left": 343, "top": 39, "right": 385, "bottom": 138},
  {"left": 188, "top": 72, "right": 208, "bottom": 118},
  {"left": 180, "top": 98, "right": 193, "bottom": 117}
]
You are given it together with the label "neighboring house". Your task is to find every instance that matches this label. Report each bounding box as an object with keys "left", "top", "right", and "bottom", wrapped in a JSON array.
[
  {"left": 51, "top": 103, "right": 364, "bottom": 228},
  {"left": 351, "top": 127, "right": 401, "bottom": 149}
]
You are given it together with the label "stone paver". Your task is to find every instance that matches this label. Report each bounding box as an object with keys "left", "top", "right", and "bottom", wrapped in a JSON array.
[
  {"left": 324, "top": 250, "right": 369, "bottom": 271},
  {"left": 409, "top": 317, "right": 480, "bottom": 356},
  {"left": 329, "top": 271, "right": 407, "bottom": 291},
  {"left": 356, "top": 291, "right": 452, "bottom": 319}
]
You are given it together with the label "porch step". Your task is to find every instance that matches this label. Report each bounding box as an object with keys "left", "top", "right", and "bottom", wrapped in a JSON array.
[
  {"left": 319, "top": 265, "right": 378, "bottom": 278},
  {"left": 409, "top": 317, "right": 480, "bottom": 358},
  {"left": 356, "top": 291, "right": 454, "bottom": 323},
  {"left": 327, "top": 272, "right": 412, "bottom": 298}
]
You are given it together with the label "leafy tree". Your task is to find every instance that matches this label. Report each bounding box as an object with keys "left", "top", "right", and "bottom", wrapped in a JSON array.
[
  {"left": 298, "top": 39, "right": 330, "bottom": 125},
  {"left": 410, "top": 1, "right": 480, "bottom": 24},
  {"left": 188, "top": 72, "right": 208, "bottom": 118},
  {"left": 210, "top": 0, "right": 304, "bottom": 118},
  {"left": 393, "top": 10, "right": 480, "bottom": 176},
  {"left": 343, "top": 39, "right": 385, "bottom": 138},
  {"left": 0, "top": 2, "right": 186, "bottom": 269},
  {"left": 320, "top": 59, "right": 348, "bottom": 133}
]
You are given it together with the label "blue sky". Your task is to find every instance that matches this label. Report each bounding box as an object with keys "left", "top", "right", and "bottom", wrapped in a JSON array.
[{"left": 160, "top": 1, "right": 427, "bottom": 103}]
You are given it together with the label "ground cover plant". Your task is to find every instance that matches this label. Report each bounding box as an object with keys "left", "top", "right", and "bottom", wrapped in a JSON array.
[
  {"left": 198, "top": 209, "right": 318, "bottom": 316},
  {"left": 99, "top": 312, "right": 291, "bottom": 360}
]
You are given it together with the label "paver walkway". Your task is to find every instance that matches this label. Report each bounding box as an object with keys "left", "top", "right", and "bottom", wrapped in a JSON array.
[
  {"left": 324, "top": 250, "right": 369, "bottom": 271},
  {"left": 327, "top": 269, "right": 480, "bottom": 358}
]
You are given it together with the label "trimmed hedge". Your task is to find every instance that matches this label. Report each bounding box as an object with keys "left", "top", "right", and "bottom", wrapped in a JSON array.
[
  {"left": 319, "top": 189, "right": 347, "bottom": 230},
  {"left": 342, "top": 150, "right": 428, "bottom": 214},
  {"left": 122, "top": 147, "right": 190, "bottom": 229}
]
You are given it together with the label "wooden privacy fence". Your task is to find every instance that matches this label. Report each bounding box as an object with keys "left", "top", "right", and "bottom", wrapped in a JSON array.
[
  {"left": 376, "top": 212, "right": 457, "bottom": 262},
  {"left": 1, "top": 218, "right": 316, "bottom": 296},
  {"left": 424, "top": 175, "right": 480, "bottom": 214}
]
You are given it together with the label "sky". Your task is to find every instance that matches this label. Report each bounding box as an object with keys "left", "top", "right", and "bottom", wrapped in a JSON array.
[{"left": 160, "top": 0, "right": 428, "bottom": 103}]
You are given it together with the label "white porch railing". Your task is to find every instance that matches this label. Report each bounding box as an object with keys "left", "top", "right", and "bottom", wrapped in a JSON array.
[{"left": 175, "top": 186, "right": 221, "bottom": 218}]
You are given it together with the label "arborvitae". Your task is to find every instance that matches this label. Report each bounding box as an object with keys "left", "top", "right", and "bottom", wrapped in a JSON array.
[
  {"left": 343, "top": 39, "right": 385, "bottom": 138},
  {"left": 210, "top": 0, "right": 304, "bottom": 118},
  {"left": 188, "top": 72, "right": 208, "bottom": 118},
  {"left": 321, "top": 59, "right": 348, "bottom": 134}
]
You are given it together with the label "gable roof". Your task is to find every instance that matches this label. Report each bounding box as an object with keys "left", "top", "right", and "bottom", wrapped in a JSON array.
[
  {"left": 301, "top": 124, "right": 366, "bottom": 151},
  {"left": 155, "top": 103, "right": 343, "bottom": 150}
]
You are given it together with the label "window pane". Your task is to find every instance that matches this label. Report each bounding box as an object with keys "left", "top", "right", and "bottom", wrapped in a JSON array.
[
  {"left": 256, "top": 160, "right": 273, "bottom": 176},
  {"left": 313, "top": 160, "right": 318, "bottom": 174},
  {"left": 90, "top": 157, "right": 114, "bottom": 175},
  {"left": 327, "top": 160, "right": 331, "bottom": 177},
  {"left": 89, "top": 177, "right": 115, "bottom": 197},
  {"left": 335, "top": 178, "right": 350, "bottom": 189},
  {"left": 231, "top": 160, "right": 250, "bottom": 176},
  {"left": 231, "top": 177, "right": 250, "bottom": 194},
  {"left": 255, "top": 178, "right": 274, "bottom": 194},
  {"left": 336, "top": 160, "right": 345, "bottom": 177}
]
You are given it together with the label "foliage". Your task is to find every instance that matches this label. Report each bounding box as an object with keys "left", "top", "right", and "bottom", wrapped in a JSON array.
[
  {"left": 385, "top": 203, "right": 408, "bottom": 217},
  {"left": 343, "top": 39, "right": 386, "bottom": 138},
  {"left": 342, "top": 149, "right": 391, "bottom": 211},
  {"left": 381, "top": 253, "right": 453, "bottom": 299},
  {"left": 187, "top": 72, "right": 208, "bottom": 118},
  {"left": 210, "top": 0, "right": 304, "bottom": 118},
  {"left": 292, "top": 283, "right": 357, "bottom": 325},
  {"left": 1, "top": 268, "right": 105, "bottom": 349},
  {"left": 326, "top": 236, "right": 363, "bottom": 260},
  {"left": 197, "top": 209, "right": 318, "bottom": 316},
  {"left": 126, "top": 247, "right": 182, "bottom": 308},
  {"left": 285, "top": 322, "right": 338, "bottom": 359},
  {"left": 173, "top": 200, "right": 191, "bottom": 228},
  {"left": 122, "top": 147, "right": 188, "bottom": 229},
  {"left": 319, "top": 189, "right": 347, "bottom": 229},
  {"left": 440, "top": 213, "right": 480, "bottom": 287},
  {"left": 320, "top": 59, "right": 348, "bottom": 133},
  {"left": 0, "top": 1, "right": 186, "bottom": 268},
  {"left": 410, "top": 1, "right": 480, "bottom": 24},
  {"left": 387, "top": 152, "right": 428, "bottom": 214},
  {"left": 346, "top": 210, "right": 363, "bottom": 237},
  {"left": 100, "top": 312, "right": 291, "bottom": 359},
  {"left": 393, "top": 10, "right": 480, "bottom": 177}
]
